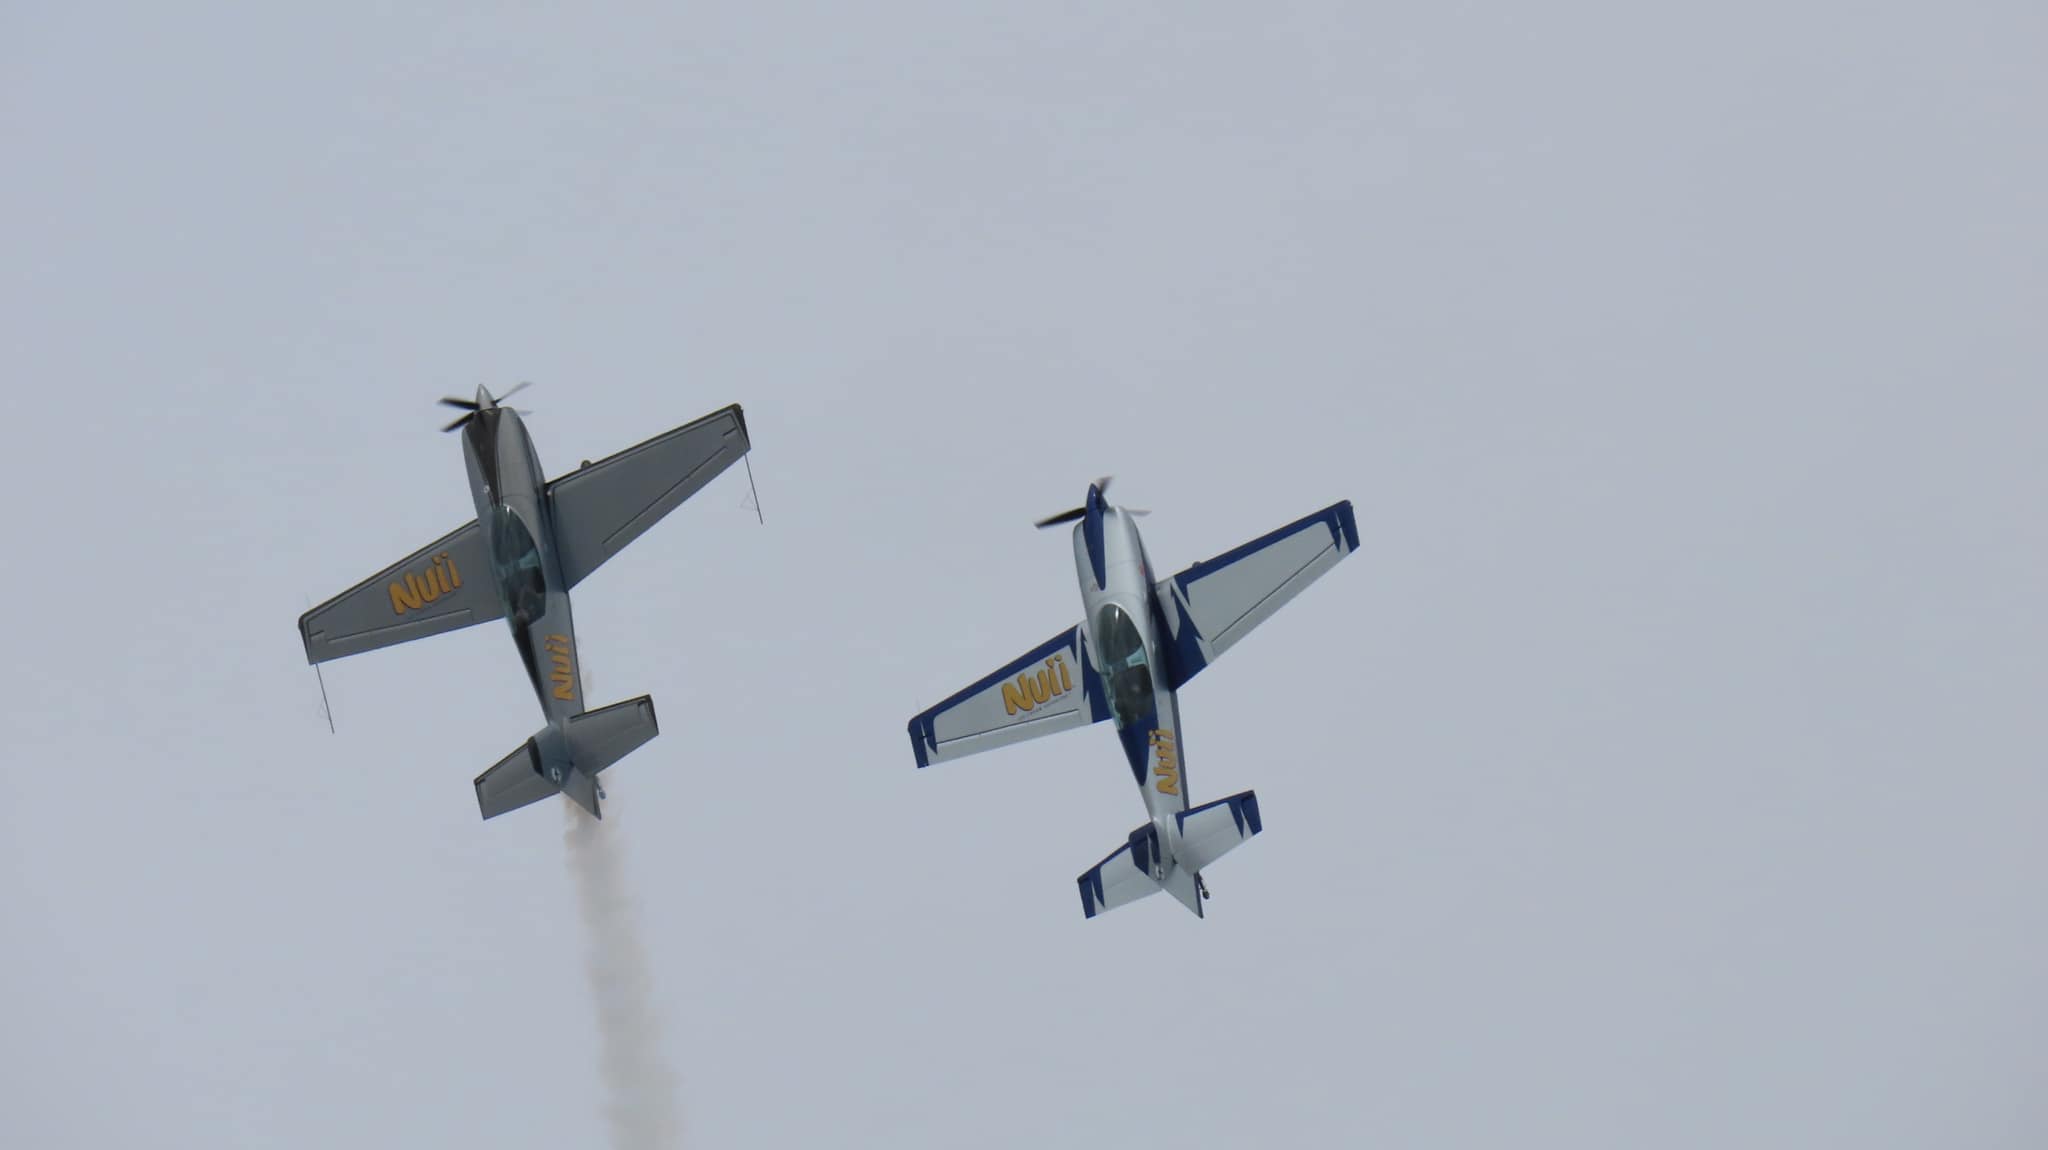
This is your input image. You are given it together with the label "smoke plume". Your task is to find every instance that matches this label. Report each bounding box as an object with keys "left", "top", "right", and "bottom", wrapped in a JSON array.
[{"left": 564, "top": 791, "right": 682, "bottom": 1148}]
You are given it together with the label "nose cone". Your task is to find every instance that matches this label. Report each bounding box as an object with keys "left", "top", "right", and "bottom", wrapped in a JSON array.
[{"left": 475, "top": 384, "right": 493, "bottom": 409}]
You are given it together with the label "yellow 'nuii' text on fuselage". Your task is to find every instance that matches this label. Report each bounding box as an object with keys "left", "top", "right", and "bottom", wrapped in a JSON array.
[
  {"left": 1001, "top": 654, "right": 1074, "bottom": 715},
  {"left": 545, "top": 634, "right": 576, "bottom": 701},
  {"left": 389, "top": 553, "right": 462, "bottom": 614},
  {"left": 1150, "top": 728, "right": 1181, "bottom": 795}
]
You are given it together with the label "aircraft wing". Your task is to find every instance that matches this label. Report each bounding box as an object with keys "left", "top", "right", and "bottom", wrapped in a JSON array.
[
  {"left": 1153, "top": 500, "right": 1358, "bottom": 689},
  {"left": 299, "top": 519, "right": 501, "bottom": 664},
  {"left": 907, "top": 625, "right": 1110, "bottom": 767},
  {"left": 547, "top": 403, "right": 751, "bottom": 589}
]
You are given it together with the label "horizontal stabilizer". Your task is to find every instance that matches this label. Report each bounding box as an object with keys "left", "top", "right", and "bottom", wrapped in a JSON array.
[
  {"left": 564, "top": 696, "right": 659, "bottom": 776},
  {"left": 1077, "top": 830, "right": 1164, "bottom": 919},
  {"left": 473, "top": 696, "right": 660, "bottom": 822},
  {"left": 1174, "top": 789, "right": 1262, "bottom": 873},
  {"left": 474, "top": 738, "right": 556, "bottom": 821},
  {"left": 1078, "top": 795, "right": 1263, "bottom": 919}
]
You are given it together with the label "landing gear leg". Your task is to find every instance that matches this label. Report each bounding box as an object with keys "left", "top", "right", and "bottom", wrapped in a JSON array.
[{"left": 1195, "top": 874, "right": 1210, "bottom": 900}]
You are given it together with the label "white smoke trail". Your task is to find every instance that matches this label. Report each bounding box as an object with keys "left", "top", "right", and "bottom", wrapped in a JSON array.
[{"left": 564, "top": 790, "right": 682, "bottom": 1148}]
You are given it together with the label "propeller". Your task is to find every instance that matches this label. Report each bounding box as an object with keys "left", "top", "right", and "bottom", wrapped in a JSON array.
[
  {"left": 1034, "top": 476, "right": 1117, "bottom": 529},
  {"left": 439, "top": 382, "right": 535, "bottom": 432},
  {"left": 438, "top": 398, "right": 479, "bottom": 432}
]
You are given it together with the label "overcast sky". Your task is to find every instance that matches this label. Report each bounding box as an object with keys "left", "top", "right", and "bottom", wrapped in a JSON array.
[{"left": 4, "top": 3, "right": 2045, "bottom": 1147}]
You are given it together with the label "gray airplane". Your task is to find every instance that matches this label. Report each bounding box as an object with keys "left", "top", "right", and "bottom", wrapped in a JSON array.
[
  {"left": 298, "top": 385, "right": 752, "bottom": 821},
  {"left": 907, "top": 480, "right": 1357, "bottom": 918}
]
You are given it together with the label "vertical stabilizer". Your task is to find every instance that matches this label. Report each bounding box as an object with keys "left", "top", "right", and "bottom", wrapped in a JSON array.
[
  {"left": 560, "top": 767, "right": 602, "bottom": 819},
  {"left": 1160, "top": 866, "right": 1205, "bottom": 918}
]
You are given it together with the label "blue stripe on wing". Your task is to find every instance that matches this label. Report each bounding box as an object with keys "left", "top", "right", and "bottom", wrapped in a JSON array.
[
  {"left": 1155, "top": 590, "right": 1210, "bottom": 689},
  {"left": 906, "top": 716, "right": 932, "bottom": 769},
  {"left": 1171, "top": 500, "right": 1355, "bottom": 589}
]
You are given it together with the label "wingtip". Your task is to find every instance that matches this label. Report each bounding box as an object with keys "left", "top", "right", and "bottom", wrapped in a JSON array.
[{"left": 1332, "top": 499, "right": 1360, "bottom": 552}]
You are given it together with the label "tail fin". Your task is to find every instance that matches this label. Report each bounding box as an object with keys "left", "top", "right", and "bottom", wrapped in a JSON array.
[
  {"left": 473, "top": 696, "right": 660, "bottom": 821},
  {"left": 1076, "top": 789, "right": 1262, "bottom": 920}
]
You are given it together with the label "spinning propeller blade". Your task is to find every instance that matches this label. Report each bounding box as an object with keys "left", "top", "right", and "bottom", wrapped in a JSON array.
[
  {"left": 438, "top": 383, "right": 535, "bottom": 432},
  {"left": 1034, "top": 476, "right": 1116, "bottom": 529}
]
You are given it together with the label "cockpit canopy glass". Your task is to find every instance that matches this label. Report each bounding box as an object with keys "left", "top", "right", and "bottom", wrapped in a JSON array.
[
  {"left": 1096, "top": 604, "right": 1153, "bottom": 727},
  {"left": 489, "top": 504, "right": 546, "bottom": 625}
]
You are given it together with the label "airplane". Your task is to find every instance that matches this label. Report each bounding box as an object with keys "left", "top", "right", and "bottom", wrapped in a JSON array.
[
  {"left": 906, "top": 479, "right": 1358, "bottom": 919},
  {"left": 297, "top": 384, "right": 753, "bottom": 822}
]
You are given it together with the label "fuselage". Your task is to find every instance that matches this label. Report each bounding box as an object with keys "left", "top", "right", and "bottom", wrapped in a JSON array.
[
  {"left": 1070, "top": 484, "right": 1188, "bottom": 855},
  {"left": 457, "top": 387, "right": 585, "bottom": 733}
]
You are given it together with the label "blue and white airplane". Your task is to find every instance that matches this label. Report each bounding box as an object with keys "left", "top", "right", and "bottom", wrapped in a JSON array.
[{"left": 907, "top": 479, "right": 1358, "bottom": 919}]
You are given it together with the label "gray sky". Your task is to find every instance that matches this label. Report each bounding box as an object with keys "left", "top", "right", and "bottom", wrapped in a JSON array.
[{"left": 4, "top": 2, "right": 2046, "bottom": 1147}]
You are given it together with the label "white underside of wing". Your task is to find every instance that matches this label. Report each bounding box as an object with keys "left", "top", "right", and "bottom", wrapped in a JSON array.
[
  {"left": 1155, "top": 501, "right": 1357, "bottom": 684},
  {"left": 907, "top": 625, "right": 1105, "bottom": 768}
]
